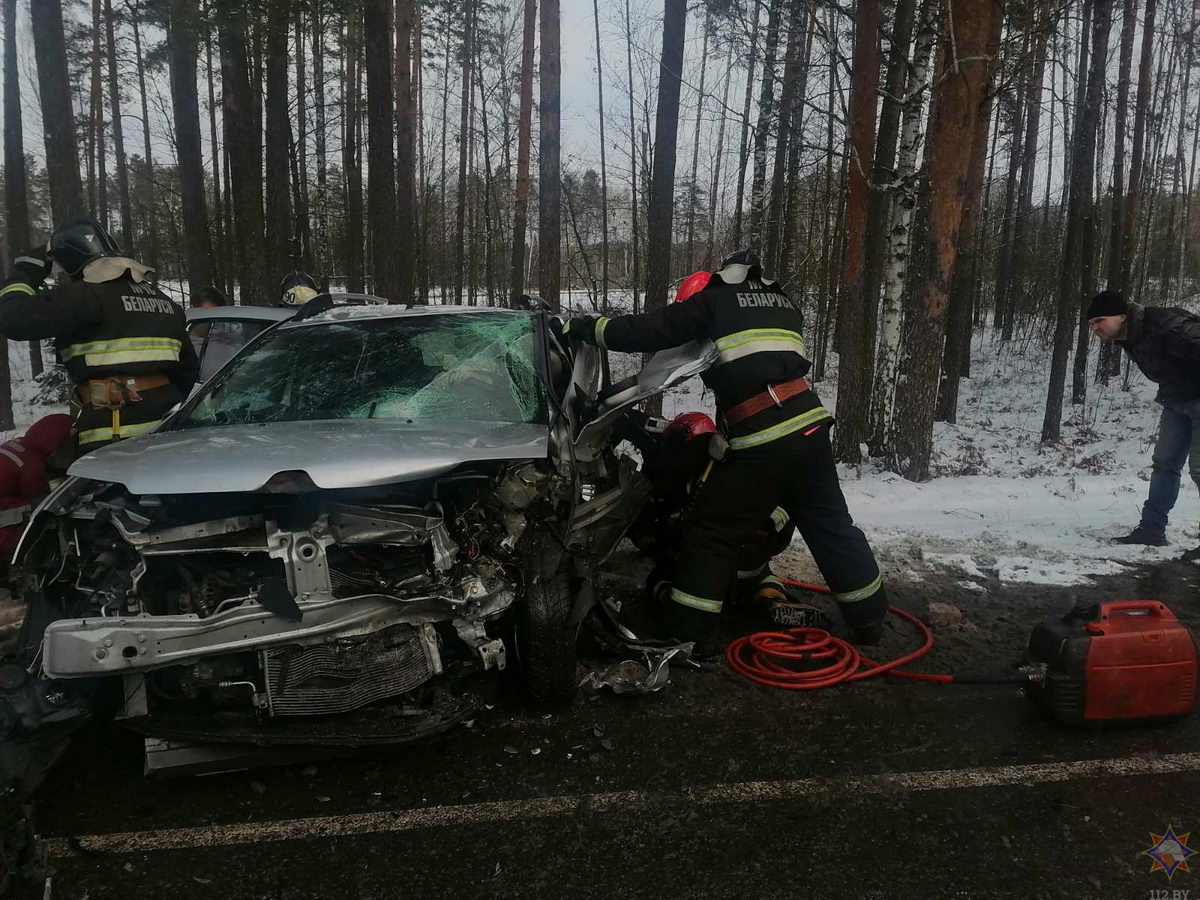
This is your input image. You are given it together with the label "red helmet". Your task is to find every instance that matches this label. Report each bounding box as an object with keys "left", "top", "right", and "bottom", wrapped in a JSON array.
[
  {"left": 674, "top": 270, "right": 713, "bottom": 303},
  {"left": 666, "top": 412, "right": 717, "bottom": 442}
]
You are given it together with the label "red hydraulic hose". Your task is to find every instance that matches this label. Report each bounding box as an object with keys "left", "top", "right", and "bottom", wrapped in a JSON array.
[{"left": 725, "top": 577, "right": 956, "bottom": 690}]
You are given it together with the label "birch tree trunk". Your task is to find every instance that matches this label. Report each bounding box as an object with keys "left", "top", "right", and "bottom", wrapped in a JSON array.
[{"left": 868, "top": 10, "right": 935, "bottom": 456}]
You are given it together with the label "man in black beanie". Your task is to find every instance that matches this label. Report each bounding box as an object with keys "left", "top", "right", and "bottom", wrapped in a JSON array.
[{"left": 1087, "top": 290, "right": 1200, "bottom": 552}]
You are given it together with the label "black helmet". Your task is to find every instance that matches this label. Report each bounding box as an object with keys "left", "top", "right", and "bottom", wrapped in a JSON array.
[
  {"left": 47, "top": 216, "right": 122, "bottom": 277},
  {"left": 279, "top": 271, "right": 319, "bottom": 306},
  {"left": 720, "top": 249, "right": 763, "bottom": 272}
]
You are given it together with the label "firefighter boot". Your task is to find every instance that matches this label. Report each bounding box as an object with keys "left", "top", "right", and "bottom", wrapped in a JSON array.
[
  {"left": 663, "top": 599, "right": 722, "bottom": 660},
  {"left": 838, "top": 583, "right": 890, "bottom": 646}
]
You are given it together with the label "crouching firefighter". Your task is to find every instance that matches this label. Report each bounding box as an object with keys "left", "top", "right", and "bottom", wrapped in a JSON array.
[
  {"left": 628, "top": 410, "right": 802, "bottom": 614},
  {"left": 0, "top": 217, "right": 199, "bottom": 452},
  {"left": 564, "top": 250, "right": 889, "bottom": 648}
]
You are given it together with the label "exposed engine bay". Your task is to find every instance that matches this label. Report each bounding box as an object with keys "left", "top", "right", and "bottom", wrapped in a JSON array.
[{"left": 11, "top": 456, "right": 605, "bottom": 743}]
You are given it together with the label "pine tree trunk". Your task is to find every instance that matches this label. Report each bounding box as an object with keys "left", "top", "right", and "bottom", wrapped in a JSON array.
[
  {"left": 343, "top": 5, "right": 365, "bottom": 293},
  {"left": 1106, "top": 0, "right": 1137, "bottom": 292},
  {"left": 706, "top": 47, "right": 734, "bottom": 269},
  {"left": 1073, "top": 0, "right": 1116, "bottom": 403},
  {"left": 937, "top": 5, "right": 1003, "bottom": 424},
  {"left": 731, "top": 0, "right": 760, "bottom": 248},
  {"left": 832, "top": 0, "right": 882, "bottom": 465},
  {"left": 104, "top": 0, "right": 131, "bottom": 252},
  {"left": 538, "top": 0, "right": 561, "bottom": 310},
  {"left": 204, "top": 18, "right": 224, "bottom": 291},
  {"left": 684, "top": 8, "right": 709, "bottom": 274},
  {"left": 868, "top": 9, "right": 935, "bottom": 456},
  {"left": 1121, "top": 0, "right": 1157, "bottom": 293},
  {"left": 1170, "top": 33, "right": 1192, "bottom": 300},
  {"left": 395, "top": 0, "right": 415, "bottom": 303},
  {"left": 992, "top": 37, "right": 1028, "bottom": 336},
  {"left": 263, "top": 0, "right": 292, "bottom": 274},
  {"left": 313, "top": 2, "right": 328, "bottom": 284},
  {"left": 893, "top": 0, "right": 999, "bottom": 481},
  {"left": 168, "top": 0, "right": 214, "bottom": 302},
  {"left": 509, "top": 0, "right": 536, "bottom": 304},
  {"left": 1043, "top": 0, "right": 1112, "bottom": 441},
  {"left": 644, "top": 0, "right": 686, "bottom": 313},
  {"left": 364, "top": 0, "right": 398, "bottom": 299},
  {"left": 414, "top": 1, "right": 426, "bottom": 300},
  {"left": 130, "top": 0, "right": 158, "bottom": 271},
  {"left": 218, "top": 3, "right": 268, "bottom": 302},
  {"left": 1005, "top": 0, "right": 1051, "bottom": 342},
  {"left": 747, "top": 0, "right": 782, "bottom": 250},
  {"left": 764, "top": 0, "right": 804, "bottom": 278},
  {"left": 454, "top": 2, "right": 472, "bottom": 304},
  {"left": 30, "top": 0, "right": 86, "bottom": 221}
]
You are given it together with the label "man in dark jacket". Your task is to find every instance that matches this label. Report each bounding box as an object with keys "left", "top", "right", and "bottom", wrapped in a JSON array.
[
  {"left": 565, "top": 250, "right": 888, "bottom": 648},
  {"left": 1088, "top": 290, "right": 1200, "bottom": 550},
  {"left": 0, "top": 217, "right": 198, "bottom": 452}
]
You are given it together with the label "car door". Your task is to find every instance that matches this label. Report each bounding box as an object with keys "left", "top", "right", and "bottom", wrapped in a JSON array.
[{"left": 187, "top": 316, "right": 278, "bottom": 384}]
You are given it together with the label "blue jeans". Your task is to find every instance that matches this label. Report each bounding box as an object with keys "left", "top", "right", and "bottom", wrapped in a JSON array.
[{"left": 1140, "top": 399, "right": 1200, "bottom": 535}]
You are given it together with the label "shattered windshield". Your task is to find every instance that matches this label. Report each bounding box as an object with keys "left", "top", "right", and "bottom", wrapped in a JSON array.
[{"left": 176, "top": 312, "right": 546, "bottom": 428}]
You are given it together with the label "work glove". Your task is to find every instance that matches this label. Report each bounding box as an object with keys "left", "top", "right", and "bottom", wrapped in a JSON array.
[
  {"left": 562, "top": 316, "right": 598, "bottom": 344},
  {"left": 11, "top": 247, "right": 50, "bottom": 286}
]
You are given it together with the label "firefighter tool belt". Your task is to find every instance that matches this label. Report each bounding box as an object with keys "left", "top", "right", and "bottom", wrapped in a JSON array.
[
  {"left": 723, "top": 378, "right": 810, "bottom": 427},
  {"left": 80, "top": 374, "right": 170, "bottom": 409}
]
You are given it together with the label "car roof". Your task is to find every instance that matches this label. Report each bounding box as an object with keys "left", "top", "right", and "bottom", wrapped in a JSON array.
[
  {"left": 184, "top": 293, "right": 392, "bottom": 324},
  {"left": 186, "top": 306, "right": 293, "bottom": 323},
  {"left": 281, "top": 304, "right": 535, "bottom": 328}
]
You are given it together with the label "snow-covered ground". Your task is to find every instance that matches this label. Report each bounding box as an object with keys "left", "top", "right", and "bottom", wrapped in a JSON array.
[{"left": 5, "top": 284, "right": 1193, "bottom": 589}]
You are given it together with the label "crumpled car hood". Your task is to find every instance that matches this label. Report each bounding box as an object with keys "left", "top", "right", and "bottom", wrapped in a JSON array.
[{"left": 69, "top": 420, "right": 548, "bottom": 494}]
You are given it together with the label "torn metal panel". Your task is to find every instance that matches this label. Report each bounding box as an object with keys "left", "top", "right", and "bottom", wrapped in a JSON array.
[{"left": 579, "top": 647, "right": 693, "bottom": 695}]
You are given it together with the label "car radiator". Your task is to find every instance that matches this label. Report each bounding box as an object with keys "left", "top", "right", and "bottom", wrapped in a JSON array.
[{"left": 263, "top": 624, "right": 440, "bottom": 716}]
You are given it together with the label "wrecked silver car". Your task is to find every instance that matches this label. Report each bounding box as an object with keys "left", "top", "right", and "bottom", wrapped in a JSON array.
[{"left": 0, "top": 304, "right": 712, "bottom": 774}]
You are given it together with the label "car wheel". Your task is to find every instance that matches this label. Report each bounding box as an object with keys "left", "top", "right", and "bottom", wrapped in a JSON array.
[{"left": 516, "top": 552, "right": 578, "bottom": 709}]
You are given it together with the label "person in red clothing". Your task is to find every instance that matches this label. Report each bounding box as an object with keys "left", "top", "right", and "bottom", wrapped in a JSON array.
[{"left": 0, "top": 414, "right": 74, "bottom": 560}]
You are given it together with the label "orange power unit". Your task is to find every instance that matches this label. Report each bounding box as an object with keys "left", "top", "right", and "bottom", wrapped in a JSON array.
[{"left": 1026, "top": 601, "right": 1197, "bottom": 725}]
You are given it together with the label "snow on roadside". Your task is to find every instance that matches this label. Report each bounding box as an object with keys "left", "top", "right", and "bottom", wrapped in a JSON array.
[{"left": 829, "top": 326, "right": 1197, "bottom": 588}]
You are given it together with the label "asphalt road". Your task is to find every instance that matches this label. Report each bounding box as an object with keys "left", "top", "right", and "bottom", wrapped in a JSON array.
[{"left": 18, "top": 560, "right": 1200, "bottom": 899}]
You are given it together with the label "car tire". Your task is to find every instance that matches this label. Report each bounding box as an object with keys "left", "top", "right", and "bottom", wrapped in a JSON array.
[{"left": 516, "top": 555, "right": 578, "bottom": 709}]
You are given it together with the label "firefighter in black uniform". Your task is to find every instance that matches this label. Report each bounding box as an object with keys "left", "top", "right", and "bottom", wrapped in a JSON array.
[
  {"left": 565, "top": 250, "right": 888, "bottom": 646},
  {"left": 0, "top": 216, "right": 199, "bottom": 452}
]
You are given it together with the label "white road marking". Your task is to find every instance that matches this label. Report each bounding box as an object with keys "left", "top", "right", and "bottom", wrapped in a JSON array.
[{"left": 45, "top": 751, "right": 1200, "bottom": 857}]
